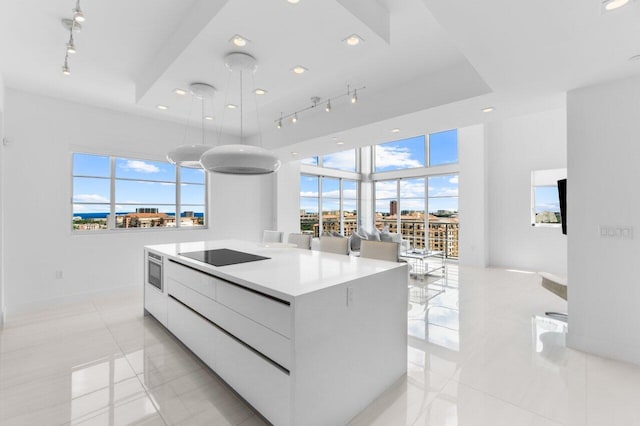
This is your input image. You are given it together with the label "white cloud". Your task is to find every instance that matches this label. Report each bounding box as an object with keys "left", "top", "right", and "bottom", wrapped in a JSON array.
[
  {"left": 300, "top": 191, "right": 319, "bottom": 197},
  {"left": 449, "top": 176, "right": 459, "bottom": 184},
  {"left": 375, "top": 145, "right": 423, "bottom": 169},
  {"left": 121, "top": 160, "right": 160, "bottom": 174},
  {"left": 430, "top": 188, "right": 459, "bottom": 197},
  {"left": 73, "top": 194, "right": 109, "bottom": 203},
  {"left": 73, "top": 203, "right": 109, "bottom": 213},
  {"left": 322, "top": 151, "right": 355, "bottom": 170}
]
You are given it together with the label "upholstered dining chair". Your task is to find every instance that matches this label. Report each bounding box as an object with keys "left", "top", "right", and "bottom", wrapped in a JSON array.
[
  {"left": 287, "top": 233, "right": 312, "bottom": 249},
  {"left": 318, "top": 237, "right": 349, "bottom": 255},
  {"left": 360, "top": 240, "right": 399, "bottom": 262},
  {"left": 262, "top": 230, "right": 284, "bottom": 243}
]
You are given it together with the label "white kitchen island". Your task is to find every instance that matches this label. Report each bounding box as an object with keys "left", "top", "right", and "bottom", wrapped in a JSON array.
[{"left": 144, "top": 240, "right": 408, "bottom": 426}]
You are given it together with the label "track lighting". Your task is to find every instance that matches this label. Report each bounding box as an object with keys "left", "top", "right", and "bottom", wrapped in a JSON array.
[
  {"left": 66, "top": 37, "right": 76, "bottom": 54},
  {"left": 62, "top": 57, "right": 71, "bottom": 75},
  {"left": 275, "top": 84, "right": 365, "bottom": 128},
  {"left": 73, "top": 0, "right": 85, "bottom": 23},
  {"left": 61, "top": 0, "right": 85, "bottom": 75}
]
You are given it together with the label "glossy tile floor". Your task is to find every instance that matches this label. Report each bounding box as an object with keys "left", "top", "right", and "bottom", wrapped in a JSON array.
[{"left": 1, "top": 264, "right": 640, "bottom": 425}]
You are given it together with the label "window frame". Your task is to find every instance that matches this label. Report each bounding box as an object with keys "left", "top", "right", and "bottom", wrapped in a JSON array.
[{"left": 71, "top": 152, "right": 208, "bottom": 233}]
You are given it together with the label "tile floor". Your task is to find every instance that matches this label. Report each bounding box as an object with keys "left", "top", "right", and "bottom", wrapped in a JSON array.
[{"left": 1, "top": 264, "right": 640, "bottom": 425}]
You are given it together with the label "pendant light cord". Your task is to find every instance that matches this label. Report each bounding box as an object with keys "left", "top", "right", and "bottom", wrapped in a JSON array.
[
  {"left": 201, "top": 96, "right": 205, "bottom": 145},
  {"left": 240, "top": 69, "right": 244, "bottom": 143},
  {"left": 251, "top": 72, "right": 264, "bottom": 148},
  {"left": 181, "top": 96, "right": 195, "bottom": 145},
  {"left": 217, "top": 71, "right": 233, "bottom": 147}
]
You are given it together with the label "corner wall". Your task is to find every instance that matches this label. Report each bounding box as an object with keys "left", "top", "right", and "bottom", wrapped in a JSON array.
[
  {"left": 458, "top": 124, "right": 487, "bottom": 267},
  {"left": 1, "top": 89, "right": 275, "bottom": 315},
  {"left": 567, "top": 75, "right": 640, "bottom": 365},
  {"left": 0, "top": 74, "right": 5, "bottom": 325},
  {"left": 486, "top": 109, "right": 567, "bottom": 274}
]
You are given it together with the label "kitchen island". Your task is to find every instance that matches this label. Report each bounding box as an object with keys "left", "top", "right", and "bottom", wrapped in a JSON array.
[{"left": 144, "top": 240, "right": 408, "bottom": 425}]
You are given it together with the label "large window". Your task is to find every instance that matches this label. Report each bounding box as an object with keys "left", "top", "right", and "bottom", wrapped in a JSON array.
[
  {"left": 72, "top": 153, "right": 206, "bottom": 231},
  {"left": 299, "top": 175, "right": 358, "bottom": 237},
  {"left": 374, "top": 174, "right": 458, "bottom": 257}
]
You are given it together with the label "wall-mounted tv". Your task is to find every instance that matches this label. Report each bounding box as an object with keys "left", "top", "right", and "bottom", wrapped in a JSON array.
[{"left": 557, "top": 178, "right": 567, "bottom": 235}]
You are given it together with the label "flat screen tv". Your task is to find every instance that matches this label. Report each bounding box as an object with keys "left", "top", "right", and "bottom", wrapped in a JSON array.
[{"left": 557, "top": 178, "right": 567, "bottom": 235}]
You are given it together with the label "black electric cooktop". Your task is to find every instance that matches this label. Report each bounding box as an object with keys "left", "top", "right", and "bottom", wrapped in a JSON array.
[{"left": 179, "top": 248, "right": 270, "bottom": 267}]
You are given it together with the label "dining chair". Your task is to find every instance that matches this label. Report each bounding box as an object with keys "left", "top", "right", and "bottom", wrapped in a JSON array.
[
  {"left": 262, "top": 230, "right": 283, "bottom": 243},
  {"left": 318, "top": 237, "right": 349, "bottom": 255},
  {"left": 360, "top": 240, "right": 399, "bottom": 262},
  {"left": 287, "top": 233, "right": 312, "bottom": 249}
]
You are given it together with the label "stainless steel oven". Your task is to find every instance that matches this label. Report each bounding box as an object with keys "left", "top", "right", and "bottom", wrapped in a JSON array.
[{"left": 147, "top": 251, "right": 163, "bottom": 291}]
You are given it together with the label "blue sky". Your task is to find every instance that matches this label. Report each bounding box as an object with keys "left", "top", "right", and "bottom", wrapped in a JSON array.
[
  {"left": 73, "top": 154, "right": 205, "bottom": 213},
  {"left": 534, "top": 186, "right": 560, "bottom": 213}
]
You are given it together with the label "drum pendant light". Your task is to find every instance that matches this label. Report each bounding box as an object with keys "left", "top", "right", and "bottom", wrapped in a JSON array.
[
  {"left": 167, "top": 83, "right": 216, "bottom": 169},
  {"left": 200, "top": 52, "right": 281, "bottom": 175}
]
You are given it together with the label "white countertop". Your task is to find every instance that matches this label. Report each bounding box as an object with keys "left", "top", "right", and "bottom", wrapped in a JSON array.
[{"left": 146, "top": 240, "right": 406, "bottom": 301}]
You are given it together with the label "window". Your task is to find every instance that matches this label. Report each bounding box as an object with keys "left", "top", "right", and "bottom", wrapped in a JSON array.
[
  {"left": 400, "top": 178, "right": 426, "bottom": 249},
  {"left": 375, "top": 136, "right": 425, "bottom": 172},
  {"left": 531, "top": 169, "right": 565, "bottom": 226},
  {"left": 429, "top": 129, "right": 458, "bottom": 166},
  {"left": 373, "top": 174, "right": 459, "bottom": 257},
  {"left": 428, "top": 174, "right": 459, "bottom": 257},
  {"left": 299, "top": 175, "right": 319, "bottom": 237},
  {"left": 72, "top": 153, "right": 207, "bottom": 231},
  {"left": 299, "top": 175, "right": 358, "bottom": 237},
  {"left": 322, "top": 150, "right": 356, "bottom": 172},
  {"left": 301, "top": 149, "right": 357, "bottom": 172}
]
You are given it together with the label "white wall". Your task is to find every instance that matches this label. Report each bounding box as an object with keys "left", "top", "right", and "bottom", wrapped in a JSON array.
[
  {"left": 458, "top": 124, "right": 487, "bottom": 267},
  {"left": 567, "top": 75, "right": 640, "bottom": 365},
  {"left": 0, "top": 73, "right": 5, "bottom": 324},
  {"left": 486, "top": 109, "right": 567, "bottom": 274},
  {"left": 1, "top": 89, "right": 275, "bottom": 315}
]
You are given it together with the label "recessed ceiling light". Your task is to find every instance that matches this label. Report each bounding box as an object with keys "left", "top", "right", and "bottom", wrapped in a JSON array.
[
  {"left": 287, "top": 0, "right": 300, "bottom": 4},
  {"left": 226, "top": 104, "right": 237, "bottom": 109},
  {"left": 254, "top": 88, "right": 267, "bottom": 95},
  {"left": 291, "top": 151, "right": 299, "bottom": 156},
  {"left": 157, "top": 105, "right": 168, "bottom": 110},
  {"left": 343, "top": 34, "right": 364, "bottom": 46},
  {"left": 292, "top": 66, "right": 308, "bottom": 74},
  {"left": 204, "top": 116, "right": 214, "bottom": 121},
  {"left": 391, "top": 128, "right": 401, "bottom": 133},
  {"left": 482, "top": 107, "right": 495, "bottom": 113},
  {"left": 603, "top": 0, "right": 630, "bottom": 11},
  {"left": 230, "top": 34, "right": 249, "bottom": 47},
  {"left": 336, "top": 141, "right": 345, "bottom": 145},
  {"left": 174, "top": 88, "right": 187, "bottom": 96}
]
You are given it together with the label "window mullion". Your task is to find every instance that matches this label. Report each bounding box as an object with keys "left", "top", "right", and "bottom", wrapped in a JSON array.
[{"left": 109, "top": 157, "right": 116, "bottom": 230}]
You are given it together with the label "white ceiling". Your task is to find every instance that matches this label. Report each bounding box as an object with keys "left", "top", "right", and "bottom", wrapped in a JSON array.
[{"left": 1, "top": 0, "right": 640, "bottom": 157}]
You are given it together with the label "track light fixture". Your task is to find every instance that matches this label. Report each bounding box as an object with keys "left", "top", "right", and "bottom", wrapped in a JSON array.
[
  {"left": 275, "top": 84, "right": 365, "bottom": 128},
  {"left": 61, "top": 0, "right": 85, "bottom": 75},
  {"left": 73, "top": 0, "right": 85, "bottom": 23}
]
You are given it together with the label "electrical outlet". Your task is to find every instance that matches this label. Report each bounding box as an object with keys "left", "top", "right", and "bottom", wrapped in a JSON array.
[
  {"left": 55, "top": 270, "right": 63, "bottom": 279},
  {"left": 347, "top": 287, "right": 354, "bottom": 307}
]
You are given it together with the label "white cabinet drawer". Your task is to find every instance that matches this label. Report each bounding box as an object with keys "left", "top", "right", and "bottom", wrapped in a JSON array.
[
  {"left": 216, "top": 328, "right": 291, "bottom": 426},
  {"left": 167, "top": 297, "right": 216, "bottom": 370},
  {"left": 216, "top": 280, "right": 291, "bottom": 338},
  {"left": 144, "top": 283, "right": 167, "bottom": 327},
  {"left": 165, "top": 260, "right": 216, "bottom": 299},
  {"left": 167, "top": 279, "right": 291, "bottom": 370}
]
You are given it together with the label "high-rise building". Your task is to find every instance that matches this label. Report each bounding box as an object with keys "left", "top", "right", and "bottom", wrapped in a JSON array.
[{"left": 390, "top": 200, "right": 397, "bottom": 216}]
